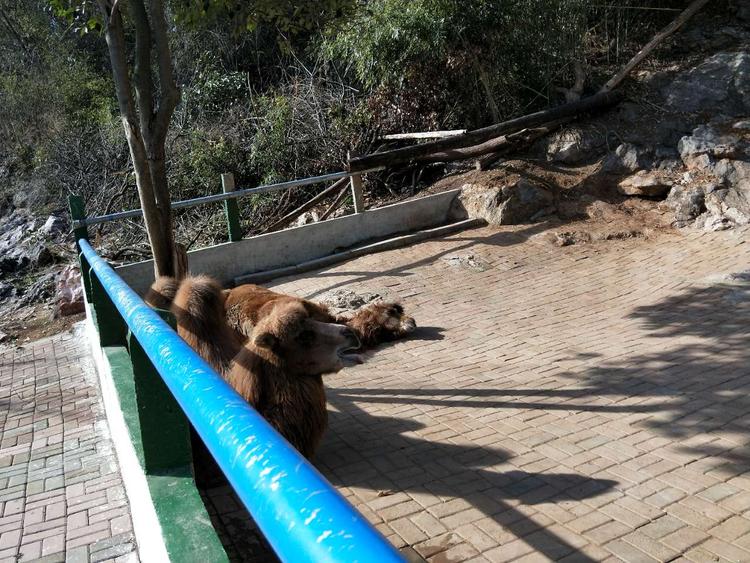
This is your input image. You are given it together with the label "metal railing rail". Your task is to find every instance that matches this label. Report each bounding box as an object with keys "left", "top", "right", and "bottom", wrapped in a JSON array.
[
  {"left": 73, "top": 167, "right": 384, "bottom": 229},
  {"left": 79, "top": 238, "right": 403, "bottom": 563}
]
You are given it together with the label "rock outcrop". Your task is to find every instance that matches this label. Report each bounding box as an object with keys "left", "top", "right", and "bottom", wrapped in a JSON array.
[{"left": 453, "top": 177, "right": 554, "bottom": 225}]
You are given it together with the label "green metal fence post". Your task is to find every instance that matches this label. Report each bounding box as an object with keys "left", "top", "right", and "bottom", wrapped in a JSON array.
[
  {"left": 89, "top": 268, "right": 128, "bottom": 347},
  {"left": 221, "top": 173, "right": 242, "bottom": 242},
  {"left": 79, "top": 252, "right": 93, "bottom": 304},
  {"left": 128, "top": 310, "right": 192, "bottom": 473},
  {"left": 68, "top": 195, "right": 89, "bottom": 247}
]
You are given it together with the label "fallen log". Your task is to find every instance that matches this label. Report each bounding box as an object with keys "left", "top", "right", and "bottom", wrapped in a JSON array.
[
  {"left": 599, "top": 0, "right": 710, "bottom": 93},
  {"left": 263, "top": 177, "right": 348, "bottom": 233},
  {"left": 474, "top": 118, "right": 573, "bottom": 170},
  {"left": 348, "top": 90, "right": 623, "bottom": 172}
]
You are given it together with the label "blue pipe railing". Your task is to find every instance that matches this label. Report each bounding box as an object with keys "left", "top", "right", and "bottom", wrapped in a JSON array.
[{"left": 79, "top": 239, "right": 404, "bottom": 563}]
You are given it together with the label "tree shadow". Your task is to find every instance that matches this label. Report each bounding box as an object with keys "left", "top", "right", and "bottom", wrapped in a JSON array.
[
  {"left": 570, "top": 275, "right": 750, "bottom": 473},
  {"left": 319, "top": 393, "right": 616, "bottom": 562}
]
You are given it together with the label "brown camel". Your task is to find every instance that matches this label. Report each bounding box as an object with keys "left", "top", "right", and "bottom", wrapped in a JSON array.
[
  {"left": 168, "top": 275, "right": 361, "bottom": 458},
  {"left": 146, "top": 277, "right": 417, "bottom": 348},
  {"left": 225, "top": 283, "right": 416, "bottom": 347}
]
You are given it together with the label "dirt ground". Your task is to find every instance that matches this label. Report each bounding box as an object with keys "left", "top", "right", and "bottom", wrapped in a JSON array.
[{"left": 0, "top": 303, "right": 84, "bottom": 345}]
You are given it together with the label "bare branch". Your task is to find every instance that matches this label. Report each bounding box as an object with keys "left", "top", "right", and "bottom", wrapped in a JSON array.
[
  {"left": 600, "top": 0, "right": 710, "bottom": 93},
  {"left": 149, "top": 0, "right": 181, "bottom": 148},
  {"left": 130, "top": 0, "right": 155, "bottom": 140}
]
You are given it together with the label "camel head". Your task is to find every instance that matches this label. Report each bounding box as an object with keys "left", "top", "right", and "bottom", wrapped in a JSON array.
[
  {"left": 345, "top": 301, "right": 417, "bottom": 347},
  {"left": 373, "top": 302, "right": 417, "bottom": 336},
  {"left": 252, "top": 300, "right": 362, "bottom": 375}
]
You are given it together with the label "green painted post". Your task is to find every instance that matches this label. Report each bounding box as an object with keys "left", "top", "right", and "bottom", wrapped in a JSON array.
[
  {"left": 128, "top": 310, "right": 192, "bottom": 473},
  {"left": 89, "top": 267, "right": 128, "bottom": 347},
  {"left": 221, "top": 173, "right": 242, "bottom": 242},
  {"left": 79, "top": 252, "right": 93, "bottom": 304},
  {"left": 68, "top": 195, "right": 88, "bottom": 247}
]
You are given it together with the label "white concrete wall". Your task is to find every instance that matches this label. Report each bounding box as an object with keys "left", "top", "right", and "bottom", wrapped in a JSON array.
[{"left": 117, "top": 190, "right": 460, "bottom": 295}]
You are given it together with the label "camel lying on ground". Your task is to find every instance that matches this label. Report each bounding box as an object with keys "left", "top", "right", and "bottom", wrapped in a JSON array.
[
  {"left": 166, "top": 275, "right": 362, "bottom": 458},
  {"left": 224, "top": 283, "right": 416, "bottom": 347},
  {"left": 146, "top": 278, "right": 417, "bottom": 348}
]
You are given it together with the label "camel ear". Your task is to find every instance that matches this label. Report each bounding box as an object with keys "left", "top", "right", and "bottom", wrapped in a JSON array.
[{"left": 254, "top": 331, "right": 278, "bottom": 350}]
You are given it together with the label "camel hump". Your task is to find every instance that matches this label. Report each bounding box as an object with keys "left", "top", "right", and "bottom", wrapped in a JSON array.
[
  {"left": 172, "top": 275, "right": 241, "bottom": 376},
  {"left": 144, "top": 276, "right": 180, "bottom": 311}
]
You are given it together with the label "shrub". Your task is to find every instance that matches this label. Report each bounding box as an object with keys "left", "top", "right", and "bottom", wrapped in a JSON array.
[{"left": 321, "top": 0, "right": 591, "bottom": 127}]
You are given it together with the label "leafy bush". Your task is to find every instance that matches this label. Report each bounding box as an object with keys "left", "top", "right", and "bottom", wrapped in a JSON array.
[
  {"left": 250, "top": 73, "right": 372, "bottom": 183},
  {"left": 322, "top": 0, "right": 590, "bottom": 127}
]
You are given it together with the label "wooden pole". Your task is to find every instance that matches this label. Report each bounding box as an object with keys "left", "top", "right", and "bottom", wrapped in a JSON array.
[
  {"left": 221, "top": 173, "right": 242, "bottom": 242},
  {"left": 350, "top": 174, "right": 364, "bottom": 213}
]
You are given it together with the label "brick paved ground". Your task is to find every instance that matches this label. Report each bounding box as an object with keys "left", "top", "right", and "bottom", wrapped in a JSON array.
[
  {"left": 219, "top": 223, "right": 748, "bottom": 562},
  {"left": 0, "top": 328, "right": 137, "bottom": 563}
]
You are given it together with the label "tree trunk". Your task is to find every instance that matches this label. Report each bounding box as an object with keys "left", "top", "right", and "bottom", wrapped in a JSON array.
[
  {"left": 99, "top": 0, "right": 175, "bottom": 278},
  {"left": 147, "top": 154, "right": 178, "bottom": 275},
  {"left": 97, "top": 0, "right": 181, "bottom": 279}
]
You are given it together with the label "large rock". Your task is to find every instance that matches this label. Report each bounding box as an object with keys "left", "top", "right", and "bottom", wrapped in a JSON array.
[
  {"left": 19, "top": 271, "right": 57, "bottom": 305},
  {"left": 664, "top": 51, "right": 750, "bottom": 115},
  {"left": 617, "top": 171, "right": 673, "bottom": 198},
  {"left": 673, "top": 117, "right": 750, "bottom": 229},
  {"left": 455, "top": 178, "right": 554, "bottom": 225},
  {"left": 666, "top": 185, "right": 706, "bottom": 227},
  {"left": 295, "top": 211, "right": 319, "bottom": 227},
  {"left": 544, "top": 127, "right": 604, "bottom": 164},
  {"left": 0, "top": 243, "right": 54, "bottom": 275},
  {"left": 704, "top": 183, "right": 750, "bottom": 227},
  {"left": 678, "top": 124, "right": 745, "bottom": 169},
  {"left": 712, "top": 159, "right": 750, "bottom": 188},
  {"left": 602, "top": 143, "right": 652, "bottom": 174},
  {"left": 53, "top": 265, "right": 85, "bottom": 317},
  {"left": 39, "top": 215, "right": 66, "bottom": 237},
  {"left": 0, "top": 209, "right": 58, "bottom": 276}
]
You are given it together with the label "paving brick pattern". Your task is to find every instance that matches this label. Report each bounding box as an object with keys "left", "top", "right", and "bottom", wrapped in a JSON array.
[
  {"left": 0, "top": 328, "right": 137, "bottom": 563},
  {"left": 255, "top": 224, "right": 749, "bottom": 562}
]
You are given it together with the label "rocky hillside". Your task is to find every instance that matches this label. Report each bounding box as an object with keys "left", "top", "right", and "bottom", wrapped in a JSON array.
[{"left": 431, "top": 11, "right": 749, "bottom": 242}]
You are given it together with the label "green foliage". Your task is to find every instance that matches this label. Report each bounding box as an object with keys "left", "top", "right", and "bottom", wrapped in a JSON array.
[
  {"left": 56, "top": 60, "right": 114, "bottom": 125},
  {"left": 189, "top": 61, "right": 247, "bottom": 114},
  {"left": 250, "top": 95, "right": 294, "bottom": 183},
  {"left": 322, "top": 0, "right": 589, "bottom": 126},
  {"left": 174, "top": 0, "right": 354, "bottom": 35},
  {"left": 47, "top": 0, "right": 102, "bottom": 34},
  {"left": 170, "top": 130, "right": 251, "bottom": 197}
]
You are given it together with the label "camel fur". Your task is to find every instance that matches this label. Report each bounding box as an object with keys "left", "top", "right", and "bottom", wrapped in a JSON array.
[
  {"left": 167, "top": 275, "right": 361, "bottom": 458},
  {"left": 225, "top": 283, "right": 416, "bottom": 347}
]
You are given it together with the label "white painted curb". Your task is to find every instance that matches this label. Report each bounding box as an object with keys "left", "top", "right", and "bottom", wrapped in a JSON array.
[{"left": 81, "top": 302, "right": 170, "bottom": 563}]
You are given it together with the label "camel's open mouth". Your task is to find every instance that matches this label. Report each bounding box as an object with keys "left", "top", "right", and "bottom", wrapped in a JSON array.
[{"left": 338, "top": 344, "right": 364, "bottom": 365}]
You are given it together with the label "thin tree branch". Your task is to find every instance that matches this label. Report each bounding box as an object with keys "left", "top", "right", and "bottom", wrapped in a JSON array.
[
  {"left": 149, "top": 0, "right": 180, "bottom": 148},
  {"left": 130, "top": 0, "right": 155, "bottom": 141}
]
